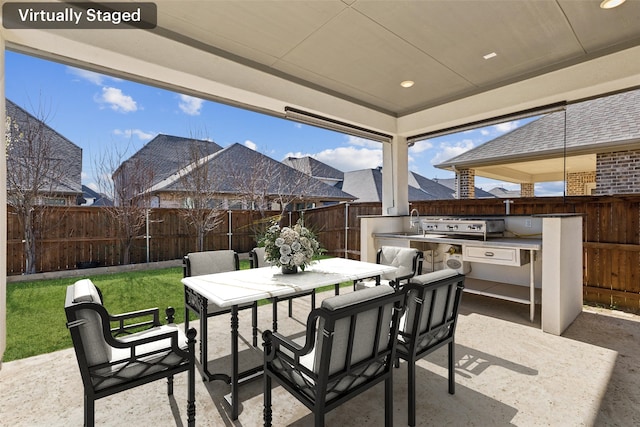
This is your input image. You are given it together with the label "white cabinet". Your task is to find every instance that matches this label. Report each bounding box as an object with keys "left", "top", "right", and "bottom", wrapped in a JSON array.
[{"left": 463, "top": 245, "right": 530, "bottom": 266}]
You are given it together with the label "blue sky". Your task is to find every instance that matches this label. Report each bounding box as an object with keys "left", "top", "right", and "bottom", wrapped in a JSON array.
[{"left": 5, "top": 50, "right": 561, "bottom": 195}]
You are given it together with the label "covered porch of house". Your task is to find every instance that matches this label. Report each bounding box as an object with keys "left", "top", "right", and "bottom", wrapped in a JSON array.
[{"left": 2, "top": 3, "right": 640, "bottom": 423}]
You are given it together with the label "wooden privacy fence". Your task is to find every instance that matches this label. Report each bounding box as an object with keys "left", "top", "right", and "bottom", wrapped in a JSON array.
[
  {"left": 7, "top": 195, "right": 640, "bottom": 312},
  {"left": 6, "top": 207, "right": 298, "bottom": 275}
]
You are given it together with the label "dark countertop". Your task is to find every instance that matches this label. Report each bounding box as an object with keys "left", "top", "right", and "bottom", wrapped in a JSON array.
[{"left": 373, "top": 233, "right": 542, "bottom": 250}]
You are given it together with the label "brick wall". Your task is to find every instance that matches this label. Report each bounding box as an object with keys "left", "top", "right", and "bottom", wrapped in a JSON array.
[
  {"left": 567, "top": 171, "right": 596, "bottom": 196},
  {"left": 520, "top": 183, "right": 535, "bottom": 197},
  {"left": 596, "top": 150, "right": 640, "bottom": 195},
  {"left": 456, "top": 168, "right": 475, "bottom": 199}
]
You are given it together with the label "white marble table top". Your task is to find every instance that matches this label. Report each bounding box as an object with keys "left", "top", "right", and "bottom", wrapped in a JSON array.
[{"left": 181, "top": 257, "right": 397, "bottom": 307}]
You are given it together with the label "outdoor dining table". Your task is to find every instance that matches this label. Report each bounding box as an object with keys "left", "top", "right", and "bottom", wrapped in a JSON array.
[{"left": 181, "top": 256, "right": 398, "bottom": 420}]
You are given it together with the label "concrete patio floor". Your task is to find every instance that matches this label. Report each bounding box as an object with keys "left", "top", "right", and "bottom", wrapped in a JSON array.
[{"left": 1, "top": 288, "right": 639, "bottom": 426}]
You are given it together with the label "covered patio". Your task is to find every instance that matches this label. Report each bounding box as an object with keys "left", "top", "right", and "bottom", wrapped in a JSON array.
[
  {"left": 1, "top": 289, "right": 639, "bottom": 425},
  {"left": 2, "top": 2, "right": 640, "bottom": 424}
]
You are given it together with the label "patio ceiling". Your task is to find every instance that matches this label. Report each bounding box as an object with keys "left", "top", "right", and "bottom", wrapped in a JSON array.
[
  {"left": 2, "top": 0, "right": 640, "bottom": 138},
  {"left": 469, "top": 154, "right": 596, "bottom": 183}
]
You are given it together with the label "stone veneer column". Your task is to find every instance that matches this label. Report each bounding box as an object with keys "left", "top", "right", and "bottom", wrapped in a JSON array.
[
  {"left": 456, "top": 168, "right": 475, "bottom": 199},
  {"left": 520, "top": 183, "right": 535, "bottom": 197}
]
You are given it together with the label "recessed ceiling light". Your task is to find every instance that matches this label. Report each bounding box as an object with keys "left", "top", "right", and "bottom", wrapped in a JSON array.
[
  {"left": 483, "top": 52, "right": 497, "bottom": 60},
  {"left": 400, "top": 80, "right": 415, "bottom": 88},
  {"left": 600, "top": 0, "right": 626, "bottom": 8}
]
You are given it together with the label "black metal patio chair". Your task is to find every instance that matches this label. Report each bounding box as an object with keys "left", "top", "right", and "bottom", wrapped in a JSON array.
[
  {"left": 395, "top": 269, "right": 465, "bottom": 427},
  {"left": 65, "top": 279, "right": 197, "bottom": 427},
  {"left": 354, "top": 246, "right": 424, "bottom": 291},
  {"left": 263, "top": 284, "right": 405, "bottom": 426}
]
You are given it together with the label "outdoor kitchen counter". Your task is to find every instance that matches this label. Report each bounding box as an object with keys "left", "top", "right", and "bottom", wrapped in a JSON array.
[
  {"left": 363, "top": 214, "right": 583, "bottom": 335},
  {"left": 372, "top": 233, "right": 542, "bottom": 250}
]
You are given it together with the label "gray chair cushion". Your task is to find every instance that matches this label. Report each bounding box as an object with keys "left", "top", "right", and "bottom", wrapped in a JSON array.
[
  {"left": 379, "top": 246, "right": 420, "bottom": 281},
  {"left": 73, "top": 278, "right": 102, "bottom": 303},
  {"left": 317, "top": 285, "right": 395, "bottom": 375},
  {"left": 71, "top": 279, "right": 112, "bottom": 366},
  {"left": 95, "top": 324, "right": 188, "bottom": 391},
  {"left": 402, "top": 269, "right": 459, "bottom": 336},
  {"left": 252, "top": 247, "right": 274, "bottom": 267},
  {"left": 321, "top": 284, "right": 394, "bottom": 311},
  {"left": 187, "top": 250, "right": 236, "bottom": 276}
]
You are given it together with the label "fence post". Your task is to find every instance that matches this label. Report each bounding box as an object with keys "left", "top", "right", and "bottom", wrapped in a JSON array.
[
  {"left": 227, "top": 210, "right": 233, "bottom": 250},
  {"left": 344, "top": 203, "right": 349, "bottom": 259}
]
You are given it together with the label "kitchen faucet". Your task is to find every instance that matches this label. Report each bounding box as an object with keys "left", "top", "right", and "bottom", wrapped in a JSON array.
[{"left": 409, "top": 208, "right": 421, "bottom": 233}]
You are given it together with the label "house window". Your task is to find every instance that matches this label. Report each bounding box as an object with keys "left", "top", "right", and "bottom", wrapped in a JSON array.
[{"left": 43, "top": 197, "right": 66, "bottom": 206}]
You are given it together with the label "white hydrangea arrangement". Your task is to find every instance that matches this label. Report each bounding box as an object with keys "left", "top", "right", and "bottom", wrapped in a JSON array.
[{"left": 260, "top": 219, "right": 322, "bottom": 271}]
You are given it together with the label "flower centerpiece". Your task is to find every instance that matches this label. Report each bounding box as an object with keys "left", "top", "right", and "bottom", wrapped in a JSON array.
[{"left": 259, "top": 219, "right": 323, "bottom": 274}]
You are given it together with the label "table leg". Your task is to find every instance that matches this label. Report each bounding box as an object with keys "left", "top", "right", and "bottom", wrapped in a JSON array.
[
  {"left": 231, "top": 305, "right": 239, "bottom": 420},
  {"left": 530, "top": 249, "right": 535, "bottom": 323},
  {"left": 185, "top": 288, "right": 231, "bottom": 383}
]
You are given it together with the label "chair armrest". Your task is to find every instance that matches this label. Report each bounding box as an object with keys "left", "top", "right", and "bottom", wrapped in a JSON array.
[
  {"left": 109, "top": 307, "right": 161, "bottom": 336},
  {"left": 108, "top": 325, "right": 194, "bottom": 353},
  {"left": 270, "top": 331, "right": 306, "bottom": 354},
  {"left": 263, "top": 311, "right": 319, "bottom": 361}
]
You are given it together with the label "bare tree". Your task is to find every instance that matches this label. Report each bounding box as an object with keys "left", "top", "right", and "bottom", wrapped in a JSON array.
[
  {"left": 225, "top": 151, "right": 324, "bottom": 217},
  {"left": 176, "top": 140, "right": 225, "bottom": 252},
  {"left": 5, "top": 100, "right": 72, "bottom": 274},
  {"left": 93, "top": 141, "right": 155, "bottom": 265}
]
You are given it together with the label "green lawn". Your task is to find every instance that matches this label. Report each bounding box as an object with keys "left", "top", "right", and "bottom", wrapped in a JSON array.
[{"left": 5, "top": 259, "right": 347, "bottom": 362}]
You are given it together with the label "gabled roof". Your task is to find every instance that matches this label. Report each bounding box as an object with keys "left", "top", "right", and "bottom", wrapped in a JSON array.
[
  {"left": 437, "top": 89, "right": 640, "bottom": 169},
  {"left": 433, "top": 178, "right": 496, "bottom": 199},
  {"left": 488, "top": 187, "right": 521, "bottom": 198},
  {"left": 81, "top": 185, "right": 113, "bottom": 206},
  {"left": 282, "top": 156, "right": 344, "bottom": 182},
  {"left": 342, "top": 167, "right": 458, "bottom": 202},
  {"left": 154, "top": 142, "right": 354, "bottom": 201},
  {"left": 118, "top": 134, "right": 222, "bottom": 187},
  {"left": 6, "top": 99, "right": 82, "bottom": 194}
]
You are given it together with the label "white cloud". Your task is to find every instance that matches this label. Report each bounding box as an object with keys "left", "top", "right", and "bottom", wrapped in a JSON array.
[
  {"left": 286, "top": 146, "right": 382, "bottom": 172},
  {"left": 85, "top": 182, "right": 99, "bottom": 192},
  {"left": 244, "top": 140, "right": 257, "bottom": 150},
  {"left": 178, "top": 94, "right": 203, "bottom": 116},
  {"left": 493, "top": 120, "right": 520, "bottom": 134},
  {"left": 409, "top": 139, "right": 433, "bottom": 154},
  {"left": 97, "top": 87, "right": 137, "bottom": 113},
  {"left": 431, "top": 139, "right": 475, "bottom": 164},
  {"left": 535, "top": 181, "right": 565, "bottom": 197},
  {"left": 113, "top": 129, "right": 155, "bottom": 140},
  {"left": 66, "top": 66, "right": 121, "bottom": 86},
  {"left": 345, "top": 135, "right": 380, "bottom": 149}
]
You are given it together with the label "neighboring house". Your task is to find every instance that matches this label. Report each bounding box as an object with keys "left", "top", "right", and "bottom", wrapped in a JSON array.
[
  {"left": 488, "top": 187, "right": 521, "bottom": 198},
  {"left": 80, "top": 185, "right": 113, "bottom": 206},
  {"left": 340, "top": 167, "right": 457, "bottom": 202},
  {"left": 285, "top": 156, "right": 493, "bottom": 202},
  {"left": 113, "top": 134, "right": 222, "bottom": 206},
  {"left": 119, "top": 135, "right": 354, "bottom": 209},
  {"left": 488, "top": 187, "right": 520, "bottom": 199},
  {"left": 5, "top": 99, "right": 82, "bottom": 206},
  {"left": 436, "top": 89, "right": 640, "bottom": 197},
  {"left": 282, "top": 156, "right": 344, "bottom": 187}
]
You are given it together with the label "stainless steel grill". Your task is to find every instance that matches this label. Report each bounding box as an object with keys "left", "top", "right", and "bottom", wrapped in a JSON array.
[{"left": 419, "top": 217, "right": 505, "bottom": 240}]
